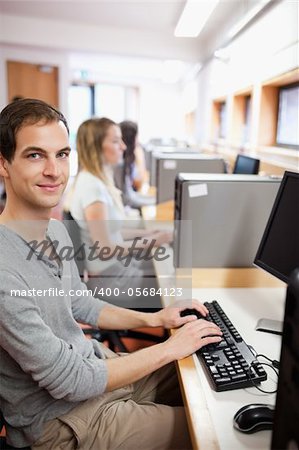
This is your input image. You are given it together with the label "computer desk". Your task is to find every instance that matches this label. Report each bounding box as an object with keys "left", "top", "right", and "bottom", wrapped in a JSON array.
[{"left": 142, "top": 202, "right": 285, "bottom": 450}]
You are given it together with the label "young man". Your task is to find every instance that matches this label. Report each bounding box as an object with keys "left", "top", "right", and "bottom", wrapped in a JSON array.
[{"left": 0, "top": 99, "right": 222, "bottom": 449}]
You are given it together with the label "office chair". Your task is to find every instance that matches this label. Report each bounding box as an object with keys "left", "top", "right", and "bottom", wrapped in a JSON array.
[
  {"left": 0, "top": 410, "right": 30, "bottom": 450},
  {"left": 62, "top": 211, "right": 166, "bottom": 352}
]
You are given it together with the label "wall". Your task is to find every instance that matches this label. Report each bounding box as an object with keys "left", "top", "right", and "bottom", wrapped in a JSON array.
[
  {"left": 0, "top": 45, "right": 69, "bottom": 114},
  {"left": 138, "top": 81, "right": 184, "bottom": 142},
  {"left": 194, "top": 0, "right": 298, "bottom": 147},
  {"left": 0, "top": 44, "right": 184, "bottom": 144},
  {"left": 0, "top": 0, "right": 297, "bottom": 147}
]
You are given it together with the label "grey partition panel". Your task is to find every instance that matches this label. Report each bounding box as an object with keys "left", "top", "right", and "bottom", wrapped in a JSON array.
[
  {"left": 156, "top": 154, "right": 226, "bottom": 203},
  {"left": 150, "top": 149, "right": 197, "bottom": 187},
  {"left": 174, "top": 174, "right": 281, "bottom": 268}
]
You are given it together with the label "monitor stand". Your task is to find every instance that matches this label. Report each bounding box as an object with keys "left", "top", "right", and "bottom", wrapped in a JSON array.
[{"left": 255, "top": 318, "right": 283, "bottom": 335}]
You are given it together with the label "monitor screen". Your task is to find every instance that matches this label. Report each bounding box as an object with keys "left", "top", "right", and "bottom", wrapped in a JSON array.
[
  {"left": 276, "top": 83, "right": 299, "bottom": 149},
  {"left": 254, "top": 171, "right": 299, "bottom": 283},
  {"left": 233, "top": 154, "right": 260, "bottom": 174}
]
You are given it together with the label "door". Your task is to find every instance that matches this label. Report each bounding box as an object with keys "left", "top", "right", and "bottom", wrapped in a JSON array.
[{"left": 7, "top": 60, "right": 59, "bottom": 107}]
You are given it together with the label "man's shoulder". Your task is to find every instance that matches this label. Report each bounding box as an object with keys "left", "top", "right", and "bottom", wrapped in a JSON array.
[
  {"left": 0, "top": 224, "right": 23, "bottom": 256},
  {"left": 0, "top": 227, "right": 27, "bottom": 279},
  {"left": 48, "top": 218, "right": 68, "bottom": 235},
  {"left": 47, "top": 219, "right": 74, "bottom": 252}
]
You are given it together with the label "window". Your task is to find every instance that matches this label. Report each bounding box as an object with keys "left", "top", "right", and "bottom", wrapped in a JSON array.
[
  {"left": 67, "top": 82, "right": 139, "bottom": 174},
  {"left": 219, "top": 101, "right": 227, "bottom": 139},
  {"left": 68, "top": 84, "right": 94, "bottom": 144},
  {"left": 243, "top": 95, "right": 252, "bottom": 145},
  {"left": 276, "top": 83, "right": 299, "bottom": 149},
  {"left": 68, "top": 84, "right": 94, "bottom": 175},
  {"left": 94, "top": 84, "right": 125, "bottom": 123}
]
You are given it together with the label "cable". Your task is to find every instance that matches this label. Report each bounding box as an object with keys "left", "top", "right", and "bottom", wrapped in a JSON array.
[{"left": 247, "top": 354, "right": 279, "bottom": 394}]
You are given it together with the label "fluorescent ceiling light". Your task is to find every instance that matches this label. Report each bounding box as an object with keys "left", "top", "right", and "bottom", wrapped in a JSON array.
[{"left": 175, "top": 0, "right": 219, "bottom": 38}]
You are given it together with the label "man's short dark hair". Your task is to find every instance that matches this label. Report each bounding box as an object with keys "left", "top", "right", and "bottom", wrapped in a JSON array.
[{"left": 0, "top": 98, "right": 69, "bottom": 162}]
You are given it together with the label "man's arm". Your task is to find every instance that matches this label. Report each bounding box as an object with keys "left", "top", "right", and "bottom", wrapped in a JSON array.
[
  {"left": 105, "top": 318, "right": 222, "bottom": 391},
  {"left": 98, "top": 299, "right": 222, "bottom": 391},
  {"left": 1, "top": 270, "right": 108, "bottom": 401},
  {"left": 97, "top": 299, "right": 210, "bottom": 331}
]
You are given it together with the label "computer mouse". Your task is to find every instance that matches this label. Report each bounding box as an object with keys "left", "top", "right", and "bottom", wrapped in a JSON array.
[
  {"left": 233, "top": 403, "right": 275, "bottom": 434},
  {"left": 180, "top": 308, "right": 206, "bottom": 320}
]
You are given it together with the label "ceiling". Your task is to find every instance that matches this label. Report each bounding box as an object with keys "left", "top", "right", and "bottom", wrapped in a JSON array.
[
  {"left": 0, "top": 0, "right": 184, "bottom": 33},
  {"left": 0, "top": 1, "right": 263, "bottom": 61}
]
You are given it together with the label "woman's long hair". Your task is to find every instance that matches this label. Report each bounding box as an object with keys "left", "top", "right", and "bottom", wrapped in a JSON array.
[
  {"left": 76, "top": 117, "right": 124, "bottom": 213},
  {"left": 119, "top": 120, "right": 138, "bottom": 180}
]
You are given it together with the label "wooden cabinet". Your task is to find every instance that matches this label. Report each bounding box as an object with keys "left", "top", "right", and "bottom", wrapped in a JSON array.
[{"left": 207, "top": 68, "right": 299, "bottom": 174}]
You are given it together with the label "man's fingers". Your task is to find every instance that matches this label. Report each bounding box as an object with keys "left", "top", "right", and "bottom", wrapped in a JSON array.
[
  {"left": 200, "top": 336, "right": 222, "bottom": 347},
  {"left": 178, "top": 314, "right": 198, "bottom": 326}
]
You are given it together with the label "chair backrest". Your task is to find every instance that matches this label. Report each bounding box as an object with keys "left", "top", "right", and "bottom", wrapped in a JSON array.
[{"left": 62, "top": 211, "right": 86, "bottom": 279}]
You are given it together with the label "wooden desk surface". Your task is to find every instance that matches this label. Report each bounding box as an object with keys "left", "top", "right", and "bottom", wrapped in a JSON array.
[
  {"left": 142, "top": 200, "right": 174, "bottom": 222},
  {"left": 142, "top": 203, "right": 285, "bottom": 450}
]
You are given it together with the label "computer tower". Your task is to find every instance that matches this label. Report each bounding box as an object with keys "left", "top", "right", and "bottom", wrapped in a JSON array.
[
  {"left": 174, "top": 174, "right": 281, "bottom": 268},
  {"left": 149, "top": 148, "right": 197, "bottom": 187},
  {"left": 271, "top": 268, "right": 299, "bottom": 449},
  {"left": 154, "top": 154, "right": 226, "bottom": 203}
]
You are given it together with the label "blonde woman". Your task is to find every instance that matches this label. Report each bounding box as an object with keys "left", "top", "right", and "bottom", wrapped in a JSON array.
[{"left": 70, "top": 118, "right": 172, "bottom": 307}]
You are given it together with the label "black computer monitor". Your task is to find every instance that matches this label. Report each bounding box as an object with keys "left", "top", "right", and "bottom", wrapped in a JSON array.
[
  {"left": 254, "top": 171, "right": 299, "bottom": 284},
  {"left": 254, "top": 170, "right": 299, "bottom": 334},
  {"left": 233, "top": 154, "right": 260, "bottom": 175},
  {"left": 271, "top": 267, "right": 299, "bottom": 449}
]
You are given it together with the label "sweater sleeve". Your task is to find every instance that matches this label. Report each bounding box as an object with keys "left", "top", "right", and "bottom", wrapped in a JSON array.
[
  {"left": 0, "top": 270, "right": 108, "bottom": 402},
  {"left": 69, "top": 261, "right": 109, "bottom": 327},
  {"left": 51, "top": 219, "right": 110, "bottom": 327}
]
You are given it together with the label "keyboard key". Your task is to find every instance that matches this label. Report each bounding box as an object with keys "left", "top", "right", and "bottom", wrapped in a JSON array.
[
  {"left": 209, "top": 365, "right": 218, "bottom": 375},
  {"left": 231, "top": 373, "right": 247, "bottom": 381},
  {"left": 215, "top": 377, "right": 231, "bottom": 385}
]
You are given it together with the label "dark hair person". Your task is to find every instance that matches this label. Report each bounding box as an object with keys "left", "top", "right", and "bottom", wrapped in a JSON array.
[{"left": 117, "top": 120, "right": 154, "bottom": 210}]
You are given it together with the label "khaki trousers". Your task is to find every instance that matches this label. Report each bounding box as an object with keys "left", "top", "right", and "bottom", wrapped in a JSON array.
[{"left": 32, "top": 346, "right": 192, "bottom": 450}]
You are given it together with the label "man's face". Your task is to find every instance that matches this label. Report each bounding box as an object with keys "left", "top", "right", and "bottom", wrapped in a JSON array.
[{"left": 1, "top": 120, "right": 70, "bottom": 213}]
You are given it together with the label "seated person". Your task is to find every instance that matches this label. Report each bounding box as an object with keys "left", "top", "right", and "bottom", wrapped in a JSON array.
[
  {"left": 0, "top": 98, "right": 222, "bottom": 449},
  {"left": 70, "top": 117, "right": 171, "bottom": 307},
  {"left": 115, "top": 120, "right": 154, "bottom": 210}
]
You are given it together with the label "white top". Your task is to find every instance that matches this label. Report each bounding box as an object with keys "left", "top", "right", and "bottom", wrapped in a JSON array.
[{"left": 70, "top": 171, "right": 124, "bottom": 273}]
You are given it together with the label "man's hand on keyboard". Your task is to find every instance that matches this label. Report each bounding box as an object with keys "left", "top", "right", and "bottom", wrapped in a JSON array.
[
  {"left": 155, "top": 299, "right": 209, "bottom": 329},
  {"left": 161, "top": 319, "right": 223, "bottom": 361},
  {"left": 161, "top": 305, "right": 222, "bottom": 360}
]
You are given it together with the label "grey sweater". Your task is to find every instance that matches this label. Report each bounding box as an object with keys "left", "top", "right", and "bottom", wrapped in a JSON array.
[{"left": 0, "top": 220, "right": 109, "bottom": 447}]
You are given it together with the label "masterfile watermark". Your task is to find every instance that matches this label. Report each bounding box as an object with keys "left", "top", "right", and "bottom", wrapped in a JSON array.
[
  {"left": 26, "top": 237, "right": 170, "bottom": 266},
  {"left": 11, "top": 287, "right": 99, "bottom": 298},
  {"left": 10, "top": 286, "right": 184, "bottom": 299}
]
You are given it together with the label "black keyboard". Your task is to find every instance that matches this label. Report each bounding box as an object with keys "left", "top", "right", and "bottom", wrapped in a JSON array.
[{"left": 197, "top": 301, "right": 267, "bottom": 392}]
